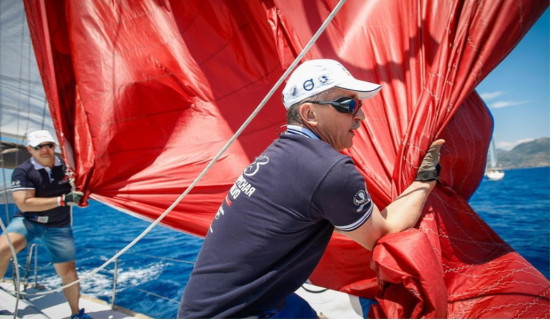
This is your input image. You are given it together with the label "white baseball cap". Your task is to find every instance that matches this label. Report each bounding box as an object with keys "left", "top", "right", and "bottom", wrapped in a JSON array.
[
  {"left": 27, "top": 130, "right": 56, "bottom": 147},
  {"left": 282, "top": 59, "right": 382, "bottom": 109}
]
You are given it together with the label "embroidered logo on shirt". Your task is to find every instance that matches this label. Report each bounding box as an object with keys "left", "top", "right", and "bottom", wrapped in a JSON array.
[
  {"left": 353, "top": 189, "right": 371, "bottom": 212},
  {"left": 11, "top": 180, "right": 21, "bottom": 188}
]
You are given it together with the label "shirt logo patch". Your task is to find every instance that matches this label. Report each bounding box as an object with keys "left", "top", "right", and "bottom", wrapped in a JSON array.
[
  {"left": 11, "top": 180, "right": 21, "bottom": 188},
  {"left": 353, "top": 189, "right": 371, "bottom": 212},
  {"left": 244, "top": 155, "right": 269, "bottom": 177}
]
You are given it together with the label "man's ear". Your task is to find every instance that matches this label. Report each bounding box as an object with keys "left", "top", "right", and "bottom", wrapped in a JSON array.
[{"left": 299, "top": 103, "right": 318, "bottom": 126}]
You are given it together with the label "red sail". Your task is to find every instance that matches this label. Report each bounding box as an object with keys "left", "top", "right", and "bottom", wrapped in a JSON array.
[{"left": 23, "top": 0, "right": 549, "bottom": 317}]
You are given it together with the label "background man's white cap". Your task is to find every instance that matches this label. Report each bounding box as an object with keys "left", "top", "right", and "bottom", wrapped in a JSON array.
[
  {"left": 282, "top": 59, "right": 382, "bottom": 109},
  {"left": 27, "top": 130, "right": 56, "bottom": 147}
]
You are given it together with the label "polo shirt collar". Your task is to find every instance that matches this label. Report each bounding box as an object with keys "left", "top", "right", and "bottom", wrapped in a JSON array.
[
  {"left": 31, "top": 156, "right": 62, "bottom": 171},
  {"left": 285, "top": 125, "right": 320, "bottom": 140}
]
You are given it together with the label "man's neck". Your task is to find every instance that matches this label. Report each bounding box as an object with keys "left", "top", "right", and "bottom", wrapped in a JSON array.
[{"left": 31, "top": 156, "right": 58, "bottom": 170}]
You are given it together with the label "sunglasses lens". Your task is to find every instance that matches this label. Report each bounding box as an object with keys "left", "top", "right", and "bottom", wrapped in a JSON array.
[
  {"left": 347, "top": 100, "right": 357, "bottom": 113},
  {"left": 351, "top": 99, "right": 362, "bottom": 114},
  {"left": 33, "top": 143, "right": 54, "bottom": 150},
  {"left": 335, "top": 97, "right": 360, "bottom": 114}
]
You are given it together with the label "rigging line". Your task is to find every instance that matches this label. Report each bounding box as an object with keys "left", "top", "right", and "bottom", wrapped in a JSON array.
[
  {"left": 24, "top": 25, "right": 33, "bottom": 135},
  {"left": 301, "top": 284, "right": 328, "bottom": 294},
  {"left": 22, "top": 0, "right": 348, "bottom": 297},
  {"left": 14, "top": 261, "right": 52, "bottom": 272},
  {"left": 40, "top": 99, "right": 48, "bottom": 130},
  {"left": 133, "top": 288, "right": 181, "bottom": 304},
  {"left": 1, "top": 161, "right": 11, "bottom": 223},
  {"left": 16, "top": 5, "right": 26, "bottom": 149},
  {"left": 124, "top": 252, "right": 195, "bottom": 264},
  {"left": 0, "top": 218, "right": 22, "bottom": 318}
]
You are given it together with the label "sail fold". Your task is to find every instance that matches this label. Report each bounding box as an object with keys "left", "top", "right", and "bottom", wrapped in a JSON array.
[{"left": 18, "top": 0, "right": 550, "bottom": 317}]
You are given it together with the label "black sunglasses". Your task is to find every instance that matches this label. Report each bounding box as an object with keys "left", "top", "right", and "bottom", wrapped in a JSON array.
[
  {"left": 33, "top": 143, "right": 55, "bottom": 150},
  {"left": 304, "top": 96, "right": 363, "bottom": 115}
]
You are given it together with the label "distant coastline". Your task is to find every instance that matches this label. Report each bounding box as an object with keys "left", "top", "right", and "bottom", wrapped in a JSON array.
[{"left": 495, "top": 137, "right": 550, "bottom": 169}]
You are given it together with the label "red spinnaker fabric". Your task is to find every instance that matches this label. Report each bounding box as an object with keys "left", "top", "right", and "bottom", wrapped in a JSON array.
[{"left": 23, "top": 0, "right": 549, "bottom": 317}]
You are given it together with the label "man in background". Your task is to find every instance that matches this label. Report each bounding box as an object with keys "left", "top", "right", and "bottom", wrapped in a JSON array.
[{"left": 0, "top": 130, "right": 90, "bottom": 319}]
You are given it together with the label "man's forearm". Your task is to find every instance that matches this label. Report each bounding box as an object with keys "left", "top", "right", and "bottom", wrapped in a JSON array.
[
  {"left": 15, "top": 196, "right": 60, "bottom": 212},
  {"left": 380, "top": 180, "right": 436, "bottom": 233}
]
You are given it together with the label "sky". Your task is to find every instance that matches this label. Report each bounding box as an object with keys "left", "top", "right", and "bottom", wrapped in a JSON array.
[{"left": 476, "top": 8, "right": 550, "bottom": 151}]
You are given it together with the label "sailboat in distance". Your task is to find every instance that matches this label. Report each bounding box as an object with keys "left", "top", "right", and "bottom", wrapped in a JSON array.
[{"left": 485, "top": 139, "right": 505, "bottom": 180}]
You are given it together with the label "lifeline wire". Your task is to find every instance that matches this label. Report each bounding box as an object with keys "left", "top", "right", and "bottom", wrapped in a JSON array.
[
  {"left": 0, "top": 218, "right": 21, "bottom": 318},
  {"left": 20, "top": 0, "right": 348, "bottom": 297}
]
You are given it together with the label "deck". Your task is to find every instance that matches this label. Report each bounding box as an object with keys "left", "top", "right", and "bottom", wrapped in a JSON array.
[{"left": 0, "top": 280, "right": 149, "bottom": 319}]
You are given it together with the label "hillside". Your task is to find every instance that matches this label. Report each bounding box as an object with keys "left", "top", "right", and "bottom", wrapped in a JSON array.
[{"left": 494, "top": 137, "right": 550, "bottom": 169}]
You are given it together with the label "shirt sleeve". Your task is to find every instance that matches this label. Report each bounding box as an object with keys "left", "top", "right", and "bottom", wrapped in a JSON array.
[
  {"left": 11, "top": 166, "right": 35, "bottom": 192},
  {"left": 312, "top": 157, "right": 373, "bottom": 231}
]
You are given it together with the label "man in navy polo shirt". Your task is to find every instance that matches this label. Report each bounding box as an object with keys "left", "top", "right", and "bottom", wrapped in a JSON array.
[
  {"left": 0, "top": 130, "right": 91, "bottom": 319},
  {"left": 179, "top": 59, "right": 444, "bottom": 318}
]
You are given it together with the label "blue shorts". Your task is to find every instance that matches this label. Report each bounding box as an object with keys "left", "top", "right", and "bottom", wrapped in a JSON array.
[{"left": 4, "top": 217, "right": 75, "bottom": 263}]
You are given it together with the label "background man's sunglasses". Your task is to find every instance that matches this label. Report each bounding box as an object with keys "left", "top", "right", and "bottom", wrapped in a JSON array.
[
  {"left": 33, "top": 143, "right": 55, "bottom": 150},
  {"left": 305, "top": 97, "right": 363, "bottom": 114}
]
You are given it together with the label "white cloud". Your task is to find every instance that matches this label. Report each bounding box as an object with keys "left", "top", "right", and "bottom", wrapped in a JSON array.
[
  {"left": 496, "top": 138, "right": 535, "bottom": 151},
  {"left": 496, "top": 141, "right": 515, "bottom": 150},
  {"left": 490, "top": 100, "right": 529, "bottom": 109},
  {"left": 479, "top": 91, "right": 529, "bottom": 109},
  {"left": 479, "top": 91, "right": 504, "bottom": 100}
]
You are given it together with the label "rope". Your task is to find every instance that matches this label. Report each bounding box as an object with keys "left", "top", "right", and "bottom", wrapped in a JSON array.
[
  {"left": 133, "top": 288, "right": 181, "bottom": 304},
  {"left": 0, "top": 219, "right": 22, "bottom": 318},
  {"left": 13, "top": 260, "right": 52, "bottom": 272},
  {"left": 301, "top": 284, "right": 329, "bottom": 294},
  {"left": 1, "top": 172, "right": 11, "bottom": 223},
  {"left": 13, "top": 0, "right": 348, "bottom": 297},
  {"left": 124, "top": 252, "right": 195, "bottom": 265}
]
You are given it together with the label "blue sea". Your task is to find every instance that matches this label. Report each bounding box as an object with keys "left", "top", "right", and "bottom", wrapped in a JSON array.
[{"left": 2, "top": 167, "right": 549, "bottom": 318}]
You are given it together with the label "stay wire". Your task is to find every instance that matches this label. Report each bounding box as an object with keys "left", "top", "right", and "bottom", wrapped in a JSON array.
[{"left": 19, "top": 0, "right": 348, "bottom": 297}]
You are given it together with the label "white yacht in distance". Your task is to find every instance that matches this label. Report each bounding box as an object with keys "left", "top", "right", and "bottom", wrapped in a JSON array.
[{"left": 485, "top": 139, "right": 505, "bottom": 180}]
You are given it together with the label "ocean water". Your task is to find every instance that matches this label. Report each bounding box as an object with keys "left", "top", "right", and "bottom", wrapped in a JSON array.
[
  {"left": 468, "top": 166, "right": 550, "bottom": 278},
  {"left": 1, "top": 167, "right": 549, "bottom": 318}
]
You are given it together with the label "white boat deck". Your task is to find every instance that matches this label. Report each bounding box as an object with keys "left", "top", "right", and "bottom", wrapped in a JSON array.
[
  {"left": 296, "top": 283, "right": 363, "bottom": 319},
  {"left": 0, "top": 281, "right": 149, "bottom": 319},
  {"left": 0, "top": 280, "right": 364, "bottom": 319}
]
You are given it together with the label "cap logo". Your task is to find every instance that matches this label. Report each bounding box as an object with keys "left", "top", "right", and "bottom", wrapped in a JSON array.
[
  {"left": 319, "top": 75, "right": 328, "bottom": 83},
  {"left": 303, "top": 79, "right": 314, "bottom": 91}
]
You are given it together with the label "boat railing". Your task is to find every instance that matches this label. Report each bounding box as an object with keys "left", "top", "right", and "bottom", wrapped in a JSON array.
[
  {"left": 10, "top": 244, "right": 194, "bottom": 314},
  {"left": 22, "top": 243, "right": 48, "bottom": 291},
  {"left": 110, "top": 251, "right": 194, "bottom": 308},
  {"left": 8, "top": 243, "right": 50, "bottom": 292}
]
